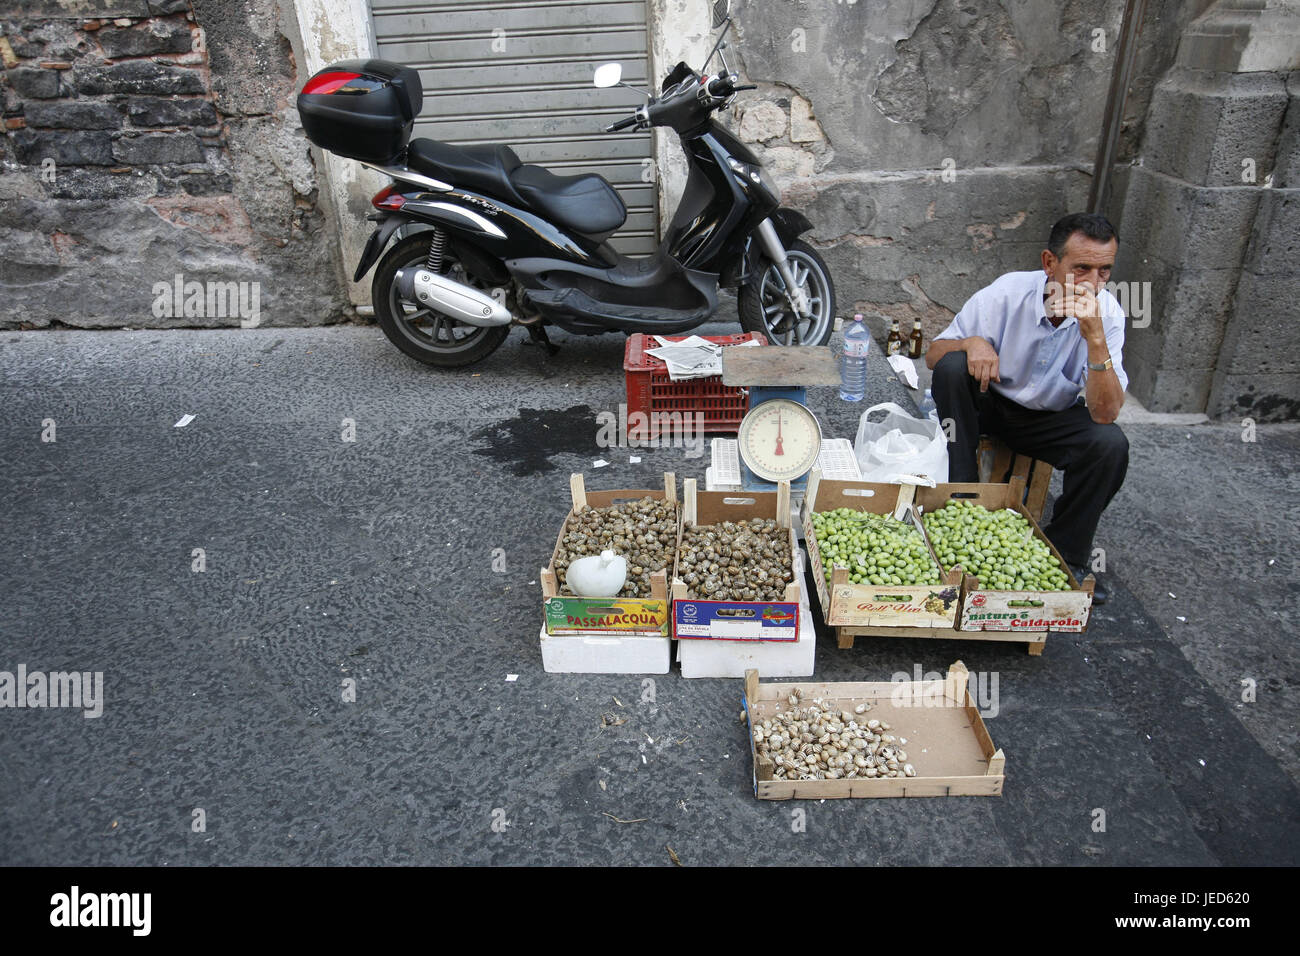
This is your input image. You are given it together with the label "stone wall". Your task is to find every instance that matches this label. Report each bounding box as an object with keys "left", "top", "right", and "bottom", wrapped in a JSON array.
[
  {"left": 4, "top": 0, "right": 1296, "bottom": 419},
  {"left": 1115, "top": 1, "right": 1300, "bottom": 421},
  {"left": 0, "top": 0, "right": 349, "bottom": 329},
  {"left": 716, "top": 0, "right": 1217, "bottom": 352}
]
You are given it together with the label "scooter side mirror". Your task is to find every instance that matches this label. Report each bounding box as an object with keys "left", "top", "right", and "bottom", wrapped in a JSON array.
[
  {"left": 593, "top": 63, "right": 623, "bottom": 88},
  {"left": 711, "top": 0, "right": 731, "bottom": 29}
]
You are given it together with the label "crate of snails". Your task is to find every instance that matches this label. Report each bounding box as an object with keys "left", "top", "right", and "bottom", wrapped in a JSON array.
[
  {"left": 741, "top": 663, "right": 1005, "bottom": 799},
  {"left": 801, "top": 471, "right": 963, "bottom": 630},
  {"left": 671, "top": 478, "right": 801, "bottom": 642},
  {"left": 540, "top": 472, "right": 679, "bottom": 636}
]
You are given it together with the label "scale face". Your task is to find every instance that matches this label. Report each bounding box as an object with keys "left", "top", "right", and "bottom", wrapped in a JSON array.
[{"left": 737, "top": 397, "right": 822, "bottom": 484}]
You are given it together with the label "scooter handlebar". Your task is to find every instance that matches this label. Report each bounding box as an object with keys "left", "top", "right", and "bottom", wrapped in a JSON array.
[
  {"left": 604, "top": 104, "right": 650, "bottom": 133},
  {"left": 706, "top": 75, "right": 734, "bottom": 97},
  {"left": 705, "top": 75, "right": 755, "bottom": 97}
]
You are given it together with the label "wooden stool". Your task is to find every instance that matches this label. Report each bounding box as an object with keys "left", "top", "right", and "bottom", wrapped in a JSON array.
[{"left": 977, "top": 436, "right": 1053, "bottom": 524}]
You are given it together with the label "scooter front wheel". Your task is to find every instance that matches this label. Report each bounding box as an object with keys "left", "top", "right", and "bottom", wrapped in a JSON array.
[
  {"left": 738, "top": 239, "right": 836, "bottom": 347},
  {"left": 372, "top": 233, "right": 511, "bottom": 368}
]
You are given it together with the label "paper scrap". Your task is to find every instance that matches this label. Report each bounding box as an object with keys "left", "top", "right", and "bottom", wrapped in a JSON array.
[
  {"left": 174, "top": 414, "right": 195, "bottom": 428},
  {"left": 593, "top": 459, "right": 610, "bottom": 468},
  {"left": 644, "top": 334, "right": 756, "bottom": 381},
  {"left": 505, "top": 674, "right": 518, "bottom": 682},
  {"left": 887, "top": 354, "right": 920, "bottom": 389},
  {"left": 1176, "top": 616, "right": 1187, "bottom": 622},
  {"left": 629, "top": 456, "right": 641, "bottom": 464}
]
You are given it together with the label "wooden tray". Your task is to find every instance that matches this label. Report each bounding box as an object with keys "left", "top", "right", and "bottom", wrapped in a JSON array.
[{"left": 743, "top": 662, "right": 1004, "bottom": 799}]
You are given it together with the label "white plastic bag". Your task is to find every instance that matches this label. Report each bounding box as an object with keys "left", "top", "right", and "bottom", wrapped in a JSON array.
[{"left": 853, "top": 402, "right": 949, "bottom": 484}]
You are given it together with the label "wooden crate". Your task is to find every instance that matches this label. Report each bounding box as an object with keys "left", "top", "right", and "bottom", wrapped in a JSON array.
[
  {"left": 829, "top": 621, "right": 1051, "bottom": 655},
  {"left": 915, "top": 479, "right": 1095, "bottom": 642},
  {"left": 978, "top": 436, "right": 1052, "bottom": 524},
  {"left": 800, "top": 472, "right": 962, "bottom": 630},
  {"left": 540, "top": 472, "right": 677, "bottom": 636},
  {"left": 671, "top": 479, "right": 801, "bottom": 642},
  {"left": 743, "top": 662, "right": 1005, "bottom": 799}
]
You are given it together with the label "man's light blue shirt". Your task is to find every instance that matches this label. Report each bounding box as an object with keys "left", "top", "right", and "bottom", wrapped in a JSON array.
[{"left": 933, "top": 270, "right": 1129, "bottom": 412}]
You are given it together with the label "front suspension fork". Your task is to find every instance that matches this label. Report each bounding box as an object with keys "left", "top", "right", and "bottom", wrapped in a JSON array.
[{"left": 755, "top": 218, "right": 810, "bottom": 345}]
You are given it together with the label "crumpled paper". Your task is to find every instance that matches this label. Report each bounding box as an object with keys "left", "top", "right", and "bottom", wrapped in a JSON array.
[
  {"left": 645, "top": 335, "right": 761, "bottom": 381},
  {"left": 888, "top": 353, "right": 920, "bottom": 389}
]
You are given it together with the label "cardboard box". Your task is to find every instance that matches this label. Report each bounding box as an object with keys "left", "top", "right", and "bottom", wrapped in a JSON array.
[
  {"left": 743, "top": 662, "right": 1005, "bottom": 799},
  {"left": 539, "top": 623, "right": 671, "bottom": 674},
  {"left": 671, "top": 479, "right": 800, "bottom": 642},
  {"left": 540, "top": 472, "right": 677, "bottom": 636},
  {"left": 914, "top": 480, "right": 1095, "bottom": 633},
  {"left": 678, "top": 556, "right": 816, "bottom": 678},
  {"left": 801, "top": 473, "right": 962, "bottom": 629}
]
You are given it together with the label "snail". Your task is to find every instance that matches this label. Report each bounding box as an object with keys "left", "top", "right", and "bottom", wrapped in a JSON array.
[
  {"left": 554, "top": 496, "right": 677, "bottom": 598},
  {"left": 752, "top": 703, "right": 919, "bottom": 782},
  {"left": 677, "top": 519, "right": 792, "bottom": 603}
]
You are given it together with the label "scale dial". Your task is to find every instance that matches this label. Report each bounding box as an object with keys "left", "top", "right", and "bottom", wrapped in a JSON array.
[{"left": 737, "top": 398, "right": 822, "bottom": 483}]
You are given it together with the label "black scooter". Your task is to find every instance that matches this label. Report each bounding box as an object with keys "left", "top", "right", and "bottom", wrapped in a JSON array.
[{"left": 297, "top": 0, "right": 835, "bottom": 367}]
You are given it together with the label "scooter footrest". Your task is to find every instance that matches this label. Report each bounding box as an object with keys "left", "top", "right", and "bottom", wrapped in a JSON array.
[{"left": 524, "top": 287, "right": 712, "bottom": 327}]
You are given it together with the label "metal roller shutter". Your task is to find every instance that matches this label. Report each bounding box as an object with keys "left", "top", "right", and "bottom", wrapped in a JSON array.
[{"left": 370, "top": 0, "right": 657, "bottom": 255}]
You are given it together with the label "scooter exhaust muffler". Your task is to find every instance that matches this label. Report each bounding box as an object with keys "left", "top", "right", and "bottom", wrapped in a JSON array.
[{"left": 395, "top": 267, "right": 512, "bottom": 327}]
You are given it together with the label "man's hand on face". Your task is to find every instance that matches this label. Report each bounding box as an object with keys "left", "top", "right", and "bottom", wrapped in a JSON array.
[
  {"left": 1048, "top": 277, "right": 1106, "bottom": 346},
  {"left": 965, "top": 337, "right": 1000, "bottom": 393}
]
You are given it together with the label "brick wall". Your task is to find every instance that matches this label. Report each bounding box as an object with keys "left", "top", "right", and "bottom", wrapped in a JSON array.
[{"left": 0, "top": 0, "right": 349, "bottom": 328}]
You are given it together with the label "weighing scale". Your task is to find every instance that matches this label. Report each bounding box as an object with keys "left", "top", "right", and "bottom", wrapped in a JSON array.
[{"left": 720, "top": 346, "right": 842, "bottom": 493}]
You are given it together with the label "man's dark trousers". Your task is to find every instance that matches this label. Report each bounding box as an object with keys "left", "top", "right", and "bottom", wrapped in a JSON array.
[{"left": 930, "top": 350, "right": 1128, "bottom": 567}]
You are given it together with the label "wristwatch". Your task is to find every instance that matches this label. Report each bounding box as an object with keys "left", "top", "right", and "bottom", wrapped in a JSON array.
[{"left": 1088, "top": 357, "right": 1113, "bottom": 372}]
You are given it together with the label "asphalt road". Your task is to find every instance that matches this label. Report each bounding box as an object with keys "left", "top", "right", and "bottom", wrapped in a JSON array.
[{"left": 1, "top": 321, "right": 1297, "bottom": 866}]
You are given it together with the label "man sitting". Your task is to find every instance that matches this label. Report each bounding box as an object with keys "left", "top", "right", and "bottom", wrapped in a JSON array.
[{"left": 925, "top": 212, "right": 1129, "bottom": 604}]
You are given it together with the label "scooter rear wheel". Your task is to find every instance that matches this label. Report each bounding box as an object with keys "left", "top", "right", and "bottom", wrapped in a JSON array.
[
  {"left": 372, "top": 233, "right": 511, "bottom": 368},
  {"left": 738, "top": 239, "right": 835, "bottom": 347}
]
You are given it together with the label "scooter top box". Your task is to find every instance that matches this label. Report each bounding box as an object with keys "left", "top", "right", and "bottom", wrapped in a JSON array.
[{"left": 297, "top": 59, "right": 422, "bottom": 164}]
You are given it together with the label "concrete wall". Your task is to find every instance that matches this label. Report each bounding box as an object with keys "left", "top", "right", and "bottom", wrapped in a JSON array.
[
  {"left": 647, "top": 0, "right": 1300, "bottom": 420},
  {"left": 706, "top": 0, "right": 1215, "bottom": 345},
  {"left": 0, "top": 0, "right": 351, "bottom": 328},
  {"left": 1115, "top": 0, "right": 1300, "bottom": 421}
]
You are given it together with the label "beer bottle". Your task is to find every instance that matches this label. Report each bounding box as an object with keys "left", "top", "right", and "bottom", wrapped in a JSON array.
[
  {"left": 908, "top": 318, "right": 923, "bottom": 359},
  {"left": 886, "top": 318, "right": 904, "bottom": 356}
]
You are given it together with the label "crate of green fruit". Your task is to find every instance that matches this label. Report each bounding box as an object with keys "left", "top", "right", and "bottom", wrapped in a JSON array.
[
  {"left": 801, "top": 474, "right": 962, "bottom": 629},
  {"left": 916, "top": 480, "right": 1095, "bottom": 633}
]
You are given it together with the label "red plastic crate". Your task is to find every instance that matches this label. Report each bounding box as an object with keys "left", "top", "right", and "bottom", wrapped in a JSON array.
[{"left": 623, "top": 332, "right": 767, "bottom": 440}]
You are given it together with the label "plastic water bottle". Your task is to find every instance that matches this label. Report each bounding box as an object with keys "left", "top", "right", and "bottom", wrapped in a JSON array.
[
  {"left": 839, "top": 313, "right": 870, "bottom": 402},
  {"left": 919, "top": 388, "right": 938, "bottom": 421}
]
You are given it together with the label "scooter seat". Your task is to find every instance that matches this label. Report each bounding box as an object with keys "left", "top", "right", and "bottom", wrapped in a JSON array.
[
  {"left": 407, "top": 138, "right": 522, "bottom": 199},
  {"left": 509, "top": 165, "right": 627, "bottom": 237},
  {"left": 405, "top": 137, "right": 627, "bottom": 238}
]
